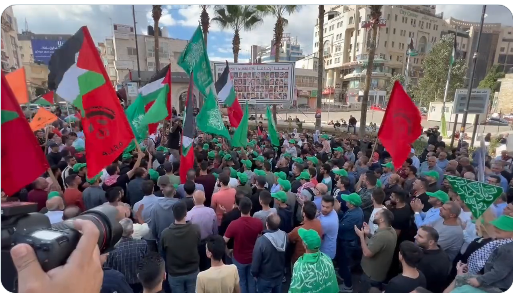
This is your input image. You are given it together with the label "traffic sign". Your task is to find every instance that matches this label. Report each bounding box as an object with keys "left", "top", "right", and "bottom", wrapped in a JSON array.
[{"left": 452, "top": 89, "right": 491, "bottom": 114}]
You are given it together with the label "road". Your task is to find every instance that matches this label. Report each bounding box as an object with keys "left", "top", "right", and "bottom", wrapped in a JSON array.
[{"left": 273, "top": 110, "right": 512, "bottom": 134}]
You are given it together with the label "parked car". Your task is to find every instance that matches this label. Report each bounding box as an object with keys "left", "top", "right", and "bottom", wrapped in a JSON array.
[{"left": 485, "top": 117, "right": 509, "bottom": 126}]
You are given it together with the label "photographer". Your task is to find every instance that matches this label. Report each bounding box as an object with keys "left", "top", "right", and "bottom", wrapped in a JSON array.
[{"left": 9, "top": 219, "right": 103, "bottom": 293}]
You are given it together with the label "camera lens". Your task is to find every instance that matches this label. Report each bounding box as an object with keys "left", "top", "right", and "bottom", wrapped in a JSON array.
[{"left": 51, "top": 205, "right": 122, "bottom": 253}]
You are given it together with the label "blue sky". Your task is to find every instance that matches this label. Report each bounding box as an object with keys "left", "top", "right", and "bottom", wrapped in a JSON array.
[{"left": 12, "top": 5, "right": 513, "bottom": 64}]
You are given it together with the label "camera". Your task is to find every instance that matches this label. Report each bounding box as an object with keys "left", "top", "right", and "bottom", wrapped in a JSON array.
[{"left": 1, "top": 202, "right": 122, "bottom": 292}]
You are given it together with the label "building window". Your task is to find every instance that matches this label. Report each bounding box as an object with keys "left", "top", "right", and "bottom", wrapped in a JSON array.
[
  {"left": 349, "top": 17, "right": 353, "bottom": 24},
  {"left": 390, "top": 55, "right": 393, "bottom": 60},
  {"left": 393, "top": 28, "right": 396, "bottom": 34},
  {"left": 462, "top": 43, "right": 465, "bottom": 49},
  {"left": 392, "top": 41, "right": 395, "bottom": 48},
  {"left": 397, "top": 55, "right": 400, "bottom": 61},
  {"left": 501, "top": 47, "right": 505, "bottom": 52},
  {"left": 387, "top": 14, "right": 390, "bottom": 20},
  {"left": 386, "top": 28, "right": 389, "bottom": 34},
  {"left": 511, "top": 47, "right": 513, "bottom": 53},
  {"left": 324, "top": 28, "right": 327, "bottom": 33},
  {"left": 315, "top": 31, "right": 318, "bottom": 36},
  {"left": 384, "top": 41, "right": 387, "bottom": 48},
  {"left": 127, "top": 47, "right": 137, "bottom": 55},
  {"left": 395, "top": 14, "right": 398, "bottom": 21}
]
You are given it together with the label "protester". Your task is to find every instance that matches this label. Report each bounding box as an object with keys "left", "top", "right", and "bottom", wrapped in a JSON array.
[{"left": 384, "top": 241, "right": 426, "bottom": 293}]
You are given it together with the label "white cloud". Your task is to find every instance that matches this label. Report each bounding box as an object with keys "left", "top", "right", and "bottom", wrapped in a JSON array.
[{"left": 217, "top": 47, "right": 232, "bottom": 54}]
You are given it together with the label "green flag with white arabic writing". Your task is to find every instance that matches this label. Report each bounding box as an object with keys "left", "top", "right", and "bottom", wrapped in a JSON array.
[
  {"left": 266, "top": 106, "right": 280, "bottom": 146},
  {"left": 196, "top": 89, "right": 231, "bottom": 141},
  {"left": 177, "top": 25, "right": 213, "bottom": 97},
  {"left": 445, "top": 175, "right": 503, "bottom": 219}
]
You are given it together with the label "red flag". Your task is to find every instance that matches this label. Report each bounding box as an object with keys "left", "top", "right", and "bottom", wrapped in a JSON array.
[
  {"left": 47, "top": 27, "right": 135, "bottom": 177},
  {"left": 378, "top": 81, "right": 422, "bottom": 169},
  {"left": 1, "top": 73, "right": 49, "bottom": 195},
  {"left": 228, "top": 98, "right": 244, "bottom": 127},
  {"left": 179, "top": 72, "right": 195, "bottom": 183},
  {"left": 42, "top": 91, "right": 55, "bottom": 104}
]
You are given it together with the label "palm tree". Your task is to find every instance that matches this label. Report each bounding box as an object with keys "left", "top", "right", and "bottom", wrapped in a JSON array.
[
  {"left": 200, "top": 5, "right": 210, "bottom": 47},
  {"left": 359, "top": 5, "right": 382, "bottom": 137},
  {"left": 152, "top": 5, "right": 162, "bottom": 72},
  {"left": 212, "top": 5, "right": 262, "bottom": 63},
  {"left": 316, "top": 6, "right": 324, "bottom": 131},
  {"left": 256, "top": 5, "right": 301, "bottom": 123}
]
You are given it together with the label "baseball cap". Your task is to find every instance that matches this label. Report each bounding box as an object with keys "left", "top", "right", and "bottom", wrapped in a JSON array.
[
  {"left": 296, "top": 171, "right": 310, "bottom": 180},
  {"left": 148, "top": 169, "right": 159, "bottom": 181},
  {"left": 47, "top": 191, "right": 60, "bottom": 199},
  {"left": 255, "top": 156, "right": 265, "bottom": 162},
  {"left": 298, "top": 228, "right": 321, "bottom": 250},
  {"left": 293, "top": 157, "right": 304, "bottom": 164},
  {"left": 306, "top": 156, "right": 319, "bottom": 165},
  {"left": 224, "top": 154, "right": 232, "bottom": 161},
  {"left": 207, "top": 151, "right": 216, "bottom": 159},
  {"left": 271, "top": 191, "right": 288, "bottom": 203},
  {"left": 274, "top": 171, "right": 287, "bottom": 180},
  {"left": 289, "top": 139, "right": 296, "bottom": 144},
  {"left": 426, "top": 190, "right": 449, "bottom": 203},
  {"left": 203, "top": 143, "right": 209, "bottom": 150},
  {"left": 229, "top": 167, "right": 237, "bottom": 178},
  {"left": 381, "top": 162, "right": 394, "bottom": 170},
  {"left": 86, "top": 172, "right": 102, "bottom": 184},
  {"left": 241, "top": 159, "right": 253, "bottom": 168},
  {"left": 489, "top": 215, "right": 513, "bottom": 232},
  {"left": 333, "top": 147, "right": 344, "bottom": 153},
  {"left": 254, "top": 169, "right": 266, "bottom": 177},
  {"left": 333, "top": 169, "right": 348, "bottom": 177},
  {"left": 320, "top": 134, "right": 330, "bottom": 140},
  {"left": 423, "top": 170, "right": 440, "bottom": 180},
  {"left": 278, "top": 179, "right": 291, "bottom": 192},
  {"left": 341, "top": 193, "right": 362, "bottom": 206},
  {"left": 237, "top": 172, "right": 248, "bottom": 184},
  {"left": 73, "top": 163, "right": 86, "bottom": 173}
]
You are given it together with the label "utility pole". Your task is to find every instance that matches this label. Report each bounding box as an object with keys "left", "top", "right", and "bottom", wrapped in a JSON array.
[
  {"left": 459, "top": 5, "right": 486, "bottom": 147},
  {"left": 132, "top": 5, "right": 142, "bottom": 86},
  {"left": 450, "top": 25, "right": 460, "bottom": 148}
]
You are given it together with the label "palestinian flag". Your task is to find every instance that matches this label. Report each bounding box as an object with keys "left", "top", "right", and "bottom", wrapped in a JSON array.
[
  {"left": 2, "top": 73, "right": 49, "bottom": 195},
  {"left": 266, "top": 105, "right": 280, "bottom": 146},
  {"left": 179, "top": 72, "right": 195, "bottom": 184},
  {"left": 140, "top": 64, "right": 172, "bottom": 129},
  {"left": 33, "top": 97, "right": 52, "bottom": 107},
  {"left": 215, "top": 61, "right": 243, "bottom": 127},
  {"left": 42, "top": 91, "right": 55, "bottom": 104},
  {"left": 47, "top": 26, "right": 134, "bottom": 177}
]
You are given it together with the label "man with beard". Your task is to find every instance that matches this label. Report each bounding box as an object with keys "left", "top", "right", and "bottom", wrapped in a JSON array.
[
  {"left": 384, "top": 174, "right": 401, "bottom": 200},
  {"left": 412, "top": 190, "right": 448, "bottom": 228},
  {"left": 358, "top": 171, "right": 378, "bottom": 222},
  {"left": 410, "top": 177, "right": 432, "bottom": 212}
]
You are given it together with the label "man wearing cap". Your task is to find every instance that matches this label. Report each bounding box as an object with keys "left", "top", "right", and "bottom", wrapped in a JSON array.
[
  {"left": 421, "top": 155, "right": 444, "bottom": 188},
  {"left": 409, "top": 148, "right": 420, "bottom": 169},
  {"left": 46, "top": 142, "right": 63, "bottom": 166},
  {"left": 336, "top": 193, "right": 364, "bottom": 292},
  {"left": 284, "top": 139, "right": 298, "bottom": 158},
  {"left": 289, "top": 228, "right": 339, "bottom": 292},
  {"left": 235, "top": 172, "right": 252, "bottom": 197},
  {"left": 271, "top": 171, "right": 287, "bottom": 193},
  {"left": 331, "top": 147, "right": 347, "bottom": 170},
  {"left": 254, "top": 155, "right": 266, "bottom": 170},
  {"left": 422, "top": 170, "right": 439, "bottom": 193},
  {"left": 45, "top": 196, "right": 65, "bottom": 224},
  {"left": 241, "top": 159, "right": 255, "bottom": 184},
  {"left": 379, "top": 162, "right": 395, "bottom": 187},
  {"left": 412, "top": 190, "right": 447, "bottom": 228},
  {"left": 432, "top": 201, "right": 463, "bottom": 262},
  {"left": 272, "top": 191, "right": 294, "bottom": 233},
  {"left": 82, "top": 172, "right": 106, "bottom": 210}
]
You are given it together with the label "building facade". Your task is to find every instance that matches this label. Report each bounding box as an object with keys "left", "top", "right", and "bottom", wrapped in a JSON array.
[
  {"left": 250, "top": 34, "right": 305, "bottom": 63},
  {"left": 313, "top": 5, "right": 449, "bottom": 103},
  {"left": 1, "top": 7, "right": 21, "bottom": 74}
]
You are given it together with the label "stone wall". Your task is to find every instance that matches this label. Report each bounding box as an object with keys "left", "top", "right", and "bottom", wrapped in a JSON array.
[{"left": 498, "top": 73, "right": 513, "bottom": 113}]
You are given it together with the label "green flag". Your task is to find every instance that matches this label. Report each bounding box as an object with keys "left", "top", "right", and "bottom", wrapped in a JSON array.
[
  {"left": 125, "top": 97, "right": 148, "bottom": 143},
  {"left": 232, "top": 101, "right": 249, "bottom": 148},
  {"left": 196, "top": 89, "right": 231, "bottom": 141},
  {"left": 445, "top": 175, "right": 503, "bottom": 219},
  {"left": 266, "top": 106, "right": 279, "bottom": 146},
  {"left": 441, "top": 112, "right": 448, "bottom": 138},
  {"left": 177, "top": 26, "right": 213, "bottom": 97}
]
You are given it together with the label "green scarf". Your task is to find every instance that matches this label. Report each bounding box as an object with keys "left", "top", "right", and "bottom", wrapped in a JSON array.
[{"left": 288, "top": 252, "right": 339, "bottom": 293}]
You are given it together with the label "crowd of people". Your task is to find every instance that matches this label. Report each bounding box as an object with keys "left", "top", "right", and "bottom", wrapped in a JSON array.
[{"left": 4, "top": 112, "right": 513, "bottom": 293}]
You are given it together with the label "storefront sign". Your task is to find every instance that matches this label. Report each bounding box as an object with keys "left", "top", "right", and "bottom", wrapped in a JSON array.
[{"left": 400, "top": 9, "right": 418, "bottom": 19}]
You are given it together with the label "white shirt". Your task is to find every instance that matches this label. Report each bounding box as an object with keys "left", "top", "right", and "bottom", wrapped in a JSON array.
[
  {"left": 369, "top": 206, "right": 386, "bottom": 235},
  {"left": 411, "top": 156, "right": 420, "bottom": 169},
  {"left": 45, "top": 211, "right": 64, "bottom": 224}
]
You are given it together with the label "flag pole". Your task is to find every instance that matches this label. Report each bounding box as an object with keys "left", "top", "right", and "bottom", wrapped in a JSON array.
[
  {"left": 441, "top": 29, "right": 457, "bottom": 138},
  {"left": 47, "top": 167, "right": 61, "bottom": 192},
  {"left": 370, "top": 137, "right": 378, "bottom": 156},
  {"left": 43, "top": 125, "right": 50, "bottom": 154},
  {"left": 133, "top": 138, "right": 142, "bottom": 153}
]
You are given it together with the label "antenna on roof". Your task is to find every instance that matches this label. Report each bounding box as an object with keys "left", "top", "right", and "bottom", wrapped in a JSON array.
[{"left": 23, "top": 18, "right": 29, "bottom": 33}]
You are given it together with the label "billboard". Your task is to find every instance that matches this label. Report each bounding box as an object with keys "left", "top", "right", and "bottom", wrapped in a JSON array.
[
  {"left": 213, "top": 62, "right": 295, "bottom": 105},
  {"left": 31, "top": 39, "right": 66, "bottom": 65},
  {"left": 114, "top": 24, "right": 134, "bottom": 39}
]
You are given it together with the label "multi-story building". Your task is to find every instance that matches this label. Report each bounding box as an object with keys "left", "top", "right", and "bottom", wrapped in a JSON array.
[
  {"left": 100, "top": 23, "right": 190, "bottom": 108},
  {"left": 250, "top": 34, "right": 305, "bottom": 63},
  {"left": 1, "top": 7, "right": 21, "bottom": 74},
  {"left": 313, "top": 5, "right": 449, "bottom": 104}
]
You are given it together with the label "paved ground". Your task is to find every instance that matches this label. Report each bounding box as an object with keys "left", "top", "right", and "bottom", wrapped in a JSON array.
[{"left": 273, "top": 110, "right": 512, "bottom": 135}]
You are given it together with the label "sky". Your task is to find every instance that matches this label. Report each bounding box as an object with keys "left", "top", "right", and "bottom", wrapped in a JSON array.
[{"left": 12, "top": 5, "right": 513, "bottom": 63}]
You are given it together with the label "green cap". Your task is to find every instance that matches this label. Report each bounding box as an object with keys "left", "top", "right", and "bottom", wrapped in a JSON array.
[
  {"left": 73, "top": 163, "right": 86, "bottom": 173},
  {"left": 278, "top": 178, "right": 291, "bottom": 192},
  {"left": 289, "top": 139, "right": 296, "bottom": 144},
  {"left": 223, "top": 154, "right": 232, "bottom": 161},
  {"left": 122, "top": 153, "right": 133, "bottom": 160},
  {"left": 381, "top": 162, "right": 394, "bottom": 170},
  {"left": 273, "top": 147, "right": 278, "bottom": 151},
  {"left": 376, "top": 180, "right": 382, "bottom": 188},
  {"left": 333, "top": 169, "right": 348, "bottom": 177},
  {"left": 274, "top": 171, "right": 287, "bottom": 180},
  {"left": 156, "top": 146, "right": 167, "bottom": 153},
  {"left": 219, "top": 151, "right": 226, "bottom": 157},
  {"left": 306, "top": 156, "right": 319, "bottom": 165},
  {"left": 212, "top": 173, "right": 219, "bottom": 179},
  {"left": 490, "top": 215, "right": 513, "bottom": 232},
  {"left": 252, "top": 151, "right": 259, "bottom": 157},
  {"left": 237, "top": 172, "right": 248, "bottom": 184},
  {"left": 75, "top": 146, "right": 85, "bottom": 152},
  {"left": 293, "top": 157, "right": 304, "bottom": 164},
  {"left": 426, "top": 190, "right": 449, "bottom": 204},
  {"left": 229, "top": 167, "right": 237, "bottom": 178},
  {"left": 148, "top": 169, "right": 159, "bottom": 181},
  {"left": 320, "top": 134, "right": 330, "bottom": 140},
  {"left": 423, "top": 170, "right": 440, "bottom": 180},
  {"left": 208, "top": 151, "right": 216, "bottom": 159},
  {"left": 254, "top": 169, "right": 266, "bottom": 177},
  {"left": 48, "top": 191, "right": 60, "bottom": 199},
  {"left": 203, "top": 143, "right": 209, "bottom": 150},
  {"left": 216, "top": 143, "right": 223, "bottom": 148},
  {"left": 173, "top": 183, "right": 179, "bottom": 189},
  {"left": 241, "top": 159, "right": 253, "bottom": 168},
  {"left": 296, "top": 171, "right": 310, "bottom": 180},
  {"left": 341, "top": 193, "right": 362, "bottom": 206},
  {"left": 298, "top": 228, "right": 321, "bottom": 250},
  {"left": 86, "top": 172, "right": 102, "bottom": 184},
  {"left": 283, "top": 153, "right": 292, "bottom": 158},
  {"left": 248, "top": 141, "right": 256, "bottom": 147},
  {"left": 333, "top": 147, "right": 344, "bottom": 153},
  {"left": 271, "top": 191, "right": 288, "bottom": 203},
  {"left": 212, "top": 138, "right": 219, "bottom": 143},
  {"left": 140, "top": 146, "right": 147, "bottom": 152},
  {"left": 255, "top": 156, "right": 265, "bottom": 162}
]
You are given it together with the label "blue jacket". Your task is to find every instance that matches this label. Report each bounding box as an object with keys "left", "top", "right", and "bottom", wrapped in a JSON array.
[{"left": 337, "top": 207, "right": 364, "bottom": 242}]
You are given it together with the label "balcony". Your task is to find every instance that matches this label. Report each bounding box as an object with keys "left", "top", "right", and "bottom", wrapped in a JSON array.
[{"left": 1, "top": 16, "right": 14, "bottom": 32}]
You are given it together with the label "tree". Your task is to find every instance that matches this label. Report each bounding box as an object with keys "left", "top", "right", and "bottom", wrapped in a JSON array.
[
  {"left": 152, "top": 5, "right": 162, "bottom": 72},
  {"left": 413, "top": 34, "right": 467, "bottom": 106},
  {"left": 200, "top": 5, "right": 210, "bottom": 48},
  {"left": 316, "top": 5, "right": 324, "bottom": 131},
  {"left": 385, "top": 74, "right": 413, "bottom": 97},
  {"left": 212, "top": 6, "right": 262, "bottom": 63},
  {"left": 478, "top": 65, "right": 505, "bottom": 92},
  {"left": 256, "top": 5, "right": 301, "bottom": 123},
  {"left": 359, "top": 5, "right": 382, "bottom": 138}
]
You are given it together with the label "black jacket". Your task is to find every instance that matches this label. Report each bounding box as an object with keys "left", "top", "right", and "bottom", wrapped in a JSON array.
[
  {"left": 251, "top": 230, "right": 287, "bottom": 280},
  {"left": 416, "top": 247, "right": 451, "bottom": 293},
  {"left": 160, "top": 222, "right": 201, "bottom": 276},
  {"left": 276, "top": 205, "right": 294, "bottom": 233}
]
